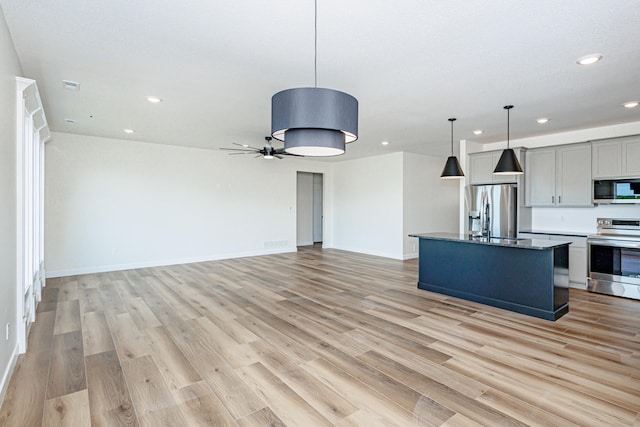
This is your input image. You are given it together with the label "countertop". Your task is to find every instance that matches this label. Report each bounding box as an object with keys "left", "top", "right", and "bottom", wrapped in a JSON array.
[
  {"left": 519, "top": 229, "right": 592, "bottom": 238},
  {"left": 409, "top": 232, "right": 572, "bottom": 250}
]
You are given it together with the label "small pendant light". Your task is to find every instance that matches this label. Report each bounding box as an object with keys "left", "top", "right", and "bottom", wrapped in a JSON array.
[
  {"left": 494, "top": 105, "right": 523, "bottom": 175},
  {"left": 441, "top": 118, "right": 465, "bottom": 179}
]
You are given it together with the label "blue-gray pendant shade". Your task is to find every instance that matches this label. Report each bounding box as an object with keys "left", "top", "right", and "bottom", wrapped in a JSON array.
[{"left": 271, "top": 87, "right": 358, "bottom": 157}]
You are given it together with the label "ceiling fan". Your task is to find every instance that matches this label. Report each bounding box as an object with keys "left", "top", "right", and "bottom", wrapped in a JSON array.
[{"left": 220, "top": 136, "right": 301, "bottom": 159}]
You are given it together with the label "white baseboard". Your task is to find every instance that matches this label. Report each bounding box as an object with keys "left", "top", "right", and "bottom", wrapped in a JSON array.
[
  {"left": 0, "top": 343, "right": 19, "bottom": 407},
  {"left": 46, "top": 247, "right": 297, "bottom": 278},
  {"left": 330, "top": 244, "right": 404, "bottom": 260}
]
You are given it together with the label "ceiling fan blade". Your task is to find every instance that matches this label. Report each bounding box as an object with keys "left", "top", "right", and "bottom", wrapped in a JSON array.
[
  {"left": 233, "top": 142, "right": 262, "bottom": 150},
  {"left": 228, "top": 152, "right": 252, "bottom": 155},
  {"left": 220, "top": 147, "right": 256, "bottom": 152},
  {"left": 275, "top": 154, "right": 284, "bottom": 159}
]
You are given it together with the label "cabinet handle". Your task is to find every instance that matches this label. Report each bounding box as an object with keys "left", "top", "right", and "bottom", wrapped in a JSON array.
[
  {"left": 558, "top": 195, "right": 561, "bottom": 204},
  {"left": 552, "top": 196, "right": 554, "bottom": 203}
]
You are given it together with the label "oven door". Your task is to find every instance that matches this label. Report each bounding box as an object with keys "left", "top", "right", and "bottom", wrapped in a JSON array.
[{"left": 588, "top": 237, "right": 640, "bottom": 299}]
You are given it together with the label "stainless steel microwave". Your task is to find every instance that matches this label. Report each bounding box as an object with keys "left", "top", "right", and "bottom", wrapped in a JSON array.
[{"left": 593, "top": 179, "right": 640, "bottom": 204}]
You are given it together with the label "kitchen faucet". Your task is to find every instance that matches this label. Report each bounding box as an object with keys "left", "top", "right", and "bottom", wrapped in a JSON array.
[{"left": 484, "top": 202, "right": 491, "bottom": 237}]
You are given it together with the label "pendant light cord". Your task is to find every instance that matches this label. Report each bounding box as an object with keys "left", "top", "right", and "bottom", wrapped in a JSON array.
[
  {"left": 448, "top": 118, "right": 456, "bottom": 156},
  {"left": 314, "top": 0, "right": 318, "bottom": 88},
  {"left": 504, "top": 105, "right": 513, "bottom": 149}
]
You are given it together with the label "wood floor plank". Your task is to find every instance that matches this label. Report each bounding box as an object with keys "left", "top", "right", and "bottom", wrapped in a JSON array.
[
  {"left": 144, "top": 325, "right": 201, "bottom": 390},
  {"left": 43, "top": 389, "right": 91, "bottom": 427},
  {"left": 46, "top": 330, "right": 86, "bottom": 400},
  {"left": 53, "top": 300, "right": 81, "bottom": 335},
  {"left": 172, "top": 381, "right": 237, "bottom": 427},
  {"left": 0, "top": 311, "right": 55, "bottom": 426},
  {"left": 78, "top": 288, "right": 104, "bottom": 313},
  {"left": 237, "top": 362, "right": 334, "bottom": 427},
  {"left": 81, "top": 311, "right": 115, "bottom": 356},
  {"left": 2, "top": 246, "right": 639, "bottom": 426},
  {"left": 85, "top": 350, "right": 139, "bottom": 427},
  {"left": 107, "top": 312, "right": 152, "bottom": 361},
  {"left": 236, "top": 407, "right": 285, "bottom": 427},
  {"left": 120, "top": 354, "right": 179, "bottom": 418}
]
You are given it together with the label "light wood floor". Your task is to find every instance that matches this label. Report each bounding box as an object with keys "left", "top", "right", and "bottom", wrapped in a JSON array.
[{"left": 1, "top": 246, "right": 639, "bottom": 426}]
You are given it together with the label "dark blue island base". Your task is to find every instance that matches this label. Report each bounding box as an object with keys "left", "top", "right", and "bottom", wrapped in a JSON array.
[{"left": 409, "top": 233, "right": 571, "bottom": 321}]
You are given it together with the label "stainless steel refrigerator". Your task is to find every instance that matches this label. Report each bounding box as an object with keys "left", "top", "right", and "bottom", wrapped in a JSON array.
[{"left": 465, "top": 183, "right": 518, "bottom": 238}]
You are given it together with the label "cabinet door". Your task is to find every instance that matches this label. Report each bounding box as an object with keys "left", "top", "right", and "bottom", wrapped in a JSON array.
[
  {"left": 469, "top": 152, "right": 494, "bottom": 184},
  {"left": 526, "top": 148, "right": 556, "bottom": 206},
  {"left": 556, "top": 143, "right": 592, "bottom": 206},
  {"left": 592, "top": 141, "right": 621, "bottom": 179},
  {"left": 622, "top": 137, "right": 640, "bottom": 177}
]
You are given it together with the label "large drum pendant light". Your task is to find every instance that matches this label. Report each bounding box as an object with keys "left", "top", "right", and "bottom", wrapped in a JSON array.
[
  {"left": 440, "top": 118, "right": 465, "bottom": 179},
  {"left": 271, "top": 0, "right": 358, "bottom": 156},
  {"left": 494, "top": 105, "right": 523, "bottom": 175}
]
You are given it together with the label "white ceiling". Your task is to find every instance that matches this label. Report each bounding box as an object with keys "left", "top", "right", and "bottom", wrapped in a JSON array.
[{"left": 2, "top": 0, "right": 640, "bottom": 160}]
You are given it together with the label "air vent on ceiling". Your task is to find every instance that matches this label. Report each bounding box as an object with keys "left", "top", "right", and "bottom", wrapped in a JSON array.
[{"left": 62, "top": 80, "right": 80, "bottom": 91}]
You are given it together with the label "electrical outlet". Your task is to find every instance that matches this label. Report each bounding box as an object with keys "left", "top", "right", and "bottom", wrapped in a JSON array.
[{"left": 5, "top": 322, "right": 9, "bottom": 341}]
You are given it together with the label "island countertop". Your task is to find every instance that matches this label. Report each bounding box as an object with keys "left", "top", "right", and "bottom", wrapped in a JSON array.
[{"left": 409, "top": 232, "right": 572, "bottom": 250}]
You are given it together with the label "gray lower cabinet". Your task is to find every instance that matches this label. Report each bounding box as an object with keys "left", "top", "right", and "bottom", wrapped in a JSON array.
[
  {"left": 525, "top": 143, "right": 592, "bottom": 207},
  {"left": 592, "top": 135, "right": 640, "bottom": 179},
  {"left": 519, "top": 232, "right": 587, "bottom": 288}
]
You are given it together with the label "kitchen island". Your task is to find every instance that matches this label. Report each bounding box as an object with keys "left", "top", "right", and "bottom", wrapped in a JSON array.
[{"left": 409, "top": 232, "right": 571, "bottom": 320}]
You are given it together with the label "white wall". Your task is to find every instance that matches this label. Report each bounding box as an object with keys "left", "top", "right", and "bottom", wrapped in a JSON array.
[
  {"left": 465, "top": 121, "right": 640, "bottom": 233},
  {"left": 331, "top": 152, "right": 404, "bottom": 258},
  {"left": 0, "top": 4, "right": 22, "bottom": 402},
  {"left": 403, "top": 152, "right": 460, "bottom": 258},
  {"left": 45, "top": 132, "right": 332, "bottom": 276}
]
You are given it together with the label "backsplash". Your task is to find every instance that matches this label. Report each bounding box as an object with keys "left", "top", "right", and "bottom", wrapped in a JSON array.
[{"left": 530, "top": 205, "right": 640, "bottom": 233}]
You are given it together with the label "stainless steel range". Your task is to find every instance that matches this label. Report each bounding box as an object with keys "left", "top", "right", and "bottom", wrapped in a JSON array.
[{"left": 587, "top": 218, "right": 640, "bottom": 300}]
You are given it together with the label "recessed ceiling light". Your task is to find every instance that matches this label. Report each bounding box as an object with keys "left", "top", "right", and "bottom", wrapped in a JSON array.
[
  {"left": 381, "top": 141, "right": 389, "bottom": 146},
  {"left": 146, "top": 96, "right": 163, "bottom": 103},
  {"left": 576, "top": 54, "right": 602, "bottom": 65},
  {"left": 62, "top": 80, "right": 80, "bottom": 90},
  {"left": 473, "top": 130, "right": 483, "bottom": 135},
  {"left": 123, "top": 129, "right": 135, "bottom": 134},
  {"left": 623, "top": 101, "right": 639, "bottom": 109},
  {"left": 536, "top": 118, "right": 549, "bottom": 124}
]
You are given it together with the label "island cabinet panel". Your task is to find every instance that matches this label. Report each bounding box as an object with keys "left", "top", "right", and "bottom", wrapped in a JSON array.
[
  {"left": 525, "top": 143, "right": 592, "bottom": 207},
  {"left": 410, "top": 233, "right": 570, "bottom": 321},
  {"left": 592, "top": 135, "right": 640, "bottom": 178}
]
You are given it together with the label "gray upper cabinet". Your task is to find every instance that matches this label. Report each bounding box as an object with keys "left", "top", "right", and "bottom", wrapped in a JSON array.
[
  {"left": 468, "top": 149, "right": 524, "bottom": 185},
  {"left": 526, "top": 143, "right": 592, "bottom": 207},
  {"left": 592, "top": 135, "right": 640, "bottom": 179},
  {"left": 526, "top": 148, "right": 556, "bottom": 206}
]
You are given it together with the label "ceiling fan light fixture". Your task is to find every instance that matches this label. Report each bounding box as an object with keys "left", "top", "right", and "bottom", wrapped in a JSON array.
[
  {"left": 494, "top": 105, "right": 523, "bottom": 175},
  {"left": 441, "top": 118, "right": 464, "bottom": 179},
  {"left": 270, "top": 0, "right": 358, "bottom": 157}
]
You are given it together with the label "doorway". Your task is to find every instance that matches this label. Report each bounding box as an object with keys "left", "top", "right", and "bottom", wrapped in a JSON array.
[{"left": 296, "top": 172, "right": 323, "bottom": 246}]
